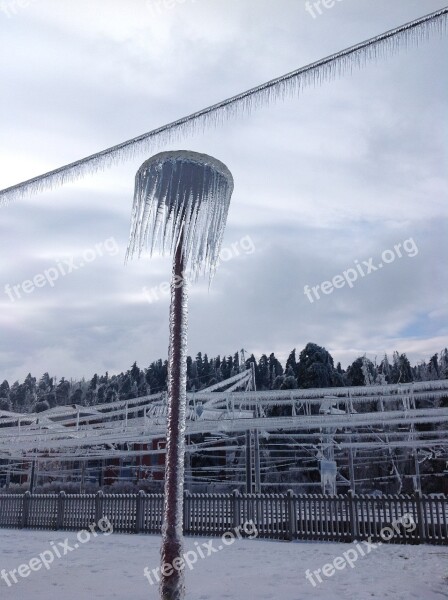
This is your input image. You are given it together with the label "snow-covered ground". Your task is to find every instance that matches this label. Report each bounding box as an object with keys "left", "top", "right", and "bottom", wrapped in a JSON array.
[{"left": 0, "top": 528, "right": 446, "bottom": 599}]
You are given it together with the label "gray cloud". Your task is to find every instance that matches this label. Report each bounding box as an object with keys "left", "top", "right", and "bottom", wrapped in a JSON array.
[{"left": 0, "top": 0, "right": 447, "bottom": 382}]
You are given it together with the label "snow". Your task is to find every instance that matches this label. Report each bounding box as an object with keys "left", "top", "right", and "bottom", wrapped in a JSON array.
[{"left": 0, "top": 528, "right": 446, "bottom": 599}]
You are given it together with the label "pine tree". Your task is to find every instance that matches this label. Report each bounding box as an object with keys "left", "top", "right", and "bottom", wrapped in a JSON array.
[
  {"left": 195, "top": 353, "right": 204, "bottom": 379},
  {"left": 285, "top": 349, "right": 298, "bottom": 378},
  {"left": 130, "top": 361, "right": 141, "bottom": 383},
  {"left": 297, "top": 343, "right": 337, "bottom": 389},
  {"left": 56, "top": 378, "right": 70, "bottom": 405},
  {"left": 202, "top": 354, "right": 210, "bottom": 383},
  {"left": 428, "top": 354, "right": 439, "bottom": 379},
  {"left": 0, "top": 397, "right": 11, "bottom": 411},
  {"left": 257, "top": 355, "right": 270, "bottom": 390},
  {"left": 440, "top": 349, "right": 448, "bottom": 379},
  {"left": 391, "top": 352, "right": 413, "bottom": 384},
  {"left": 379, "top": 354, "right": 392, "bottom": 384},
  {"left": 0, "top": 380, "right": 10, "bottom": 401},
  {"left": 346, "top": 356, "right": 375, "bottom": 386}
]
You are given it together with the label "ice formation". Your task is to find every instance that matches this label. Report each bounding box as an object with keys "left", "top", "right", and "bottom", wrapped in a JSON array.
[
  {"left": 0, "top": 7, "right": 446, "bottom": 205},
  {"left": 126, "top": 150, "right": 234, "bottom": 279},
  {"left": 124, "top": 151, "right": 234, "bottom": 600}
]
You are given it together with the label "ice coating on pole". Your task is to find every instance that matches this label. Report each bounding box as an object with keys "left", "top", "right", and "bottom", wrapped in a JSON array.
[
  {"left": 160, "top": 241, "right": 188, "bottom": 600},
  {"left": 126, "top": 150, "right": 234, "bottom": 280}
]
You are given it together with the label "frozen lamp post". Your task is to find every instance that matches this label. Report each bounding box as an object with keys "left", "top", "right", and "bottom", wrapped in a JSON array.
[{"left": 126, "top": 151, "right": 234, "bottom": 600}]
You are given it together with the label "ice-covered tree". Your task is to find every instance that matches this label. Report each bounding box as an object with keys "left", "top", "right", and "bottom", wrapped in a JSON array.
[
  {"left": 34, "top": 400, "right": 50, "bottom": 413},
  {"left": 378, "top": 354, "right": 392, "bottom": 384},
  {"left": 346, "top": 356, "right": 376, "bottom": 387},
  {"left": 391, "top": 351, "right": 413, "bottom": 384},
  {"left": 361, "top": 356, "right": 376, "bottom": 386},
  {"left": 297, "top": 343, "right": 339, "bottom": 388},
  {"left": 428, "top": 354, "right": 440, "bottom": 379},
  {"left": 440, "top": 349, "right": 448, "bottom": 379},
  {"left": 0, "top": 398, "right": 11, "bottom": 411},
  {"left": 285, "top": 349, "right": 298, "bottom": 378}
]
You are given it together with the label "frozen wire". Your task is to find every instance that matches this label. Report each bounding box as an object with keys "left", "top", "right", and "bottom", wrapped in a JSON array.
[{"left": 0, "top": 8, "right": 446, "bottom": 205}]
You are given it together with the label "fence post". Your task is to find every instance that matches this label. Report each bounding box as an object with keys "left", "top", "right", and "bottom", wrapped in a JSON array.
[
  {"left": 348, "top": 489, "right": 358, "bottom": 541},
  {"left": 135, "top": 490, "right": 145, "bottom": 534},
  {"left": 286, "top": 489, "right": 296, "bottom": 541},
  {"left": 95, "top": 490, "right": 104, "bottom": 524},
  {"left": 415, "top": 490, "right": 425, "bottom": 544},
  {"left": 22, "top": 491, "right": 31, "bottom": 529},
  {"left": 232, "top": 489, "right": 240, "bottom": 529},
  {"left": 56, "top": 491, "right": 66, "bottom": 530},
  {"left": 183, "top": 490, "right": 190, "bottom": 535}
]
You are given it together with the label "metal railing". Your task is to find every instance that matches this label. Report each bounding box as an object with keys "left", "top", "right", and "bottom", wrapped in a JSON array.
[{"left": 0, "top": 491, "right": 446, "bottom": 545}]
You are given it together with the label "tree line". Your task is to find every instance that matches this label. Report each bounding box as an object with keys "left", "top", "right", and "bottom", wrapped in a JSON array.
[{"left": 1, "top": 343, "right": 447, "bottom": 414}]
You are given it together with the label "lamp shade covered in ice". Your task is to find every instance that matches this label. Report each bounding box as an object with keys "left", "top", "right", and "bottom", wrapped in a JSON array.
[
  {"left": 126, "top": 150, "right": 234, "bottom": 279},
  {"left": 127, "top": 151, "right": 234, "bottom": 600}
]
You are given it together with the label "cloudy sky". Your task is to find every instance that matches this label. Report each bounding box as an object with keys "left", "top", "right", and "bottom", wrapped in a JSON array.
[{"left": 0, "top": 0, "right": 447, "bottom": 383}]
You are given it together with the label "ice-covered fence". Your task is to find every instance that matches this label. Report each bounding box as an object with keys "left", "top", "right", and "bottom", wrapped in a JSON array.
[{"left": 0, "top": 491, "right": 446, "bottom": 545}]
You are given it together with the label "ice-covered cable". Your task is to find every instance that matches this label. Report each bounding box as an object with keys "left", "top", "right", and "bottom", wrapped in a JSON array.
[{"left": 0, "top": 7, "right": 447, "bottom": 206}]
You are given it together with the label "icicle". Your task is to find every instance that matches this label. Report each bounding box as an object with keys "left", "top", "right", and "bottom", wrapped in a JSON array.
[
  {"left": 126, "top": 150, "right": 233, "bottom": 280},
  {"left": 0, "top": 7, "right": 447, "bottom": 205}
]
